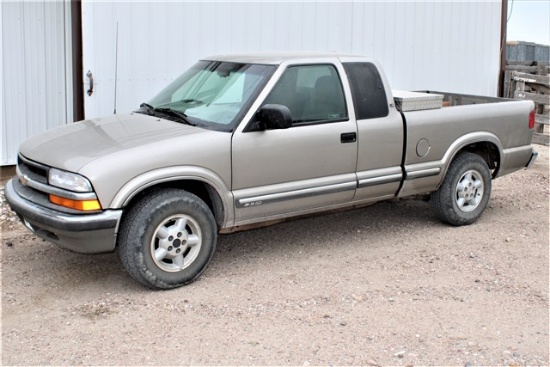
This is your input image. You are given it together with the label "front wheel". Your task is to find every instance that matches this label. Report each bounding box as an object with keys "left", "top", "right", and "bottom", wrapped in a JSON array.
[
  {"left": 431, "top": 152, "right": 492, "bottom": 226},
  {"left": 117, "top": 189, "right": 217, "bottom": 289}
]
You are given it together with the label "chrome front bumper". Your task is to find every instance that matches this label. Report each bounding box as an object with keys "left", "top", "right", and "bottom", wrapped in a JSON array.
[{"left": 4, "top": 179, "right": 122, "bottom": 254}]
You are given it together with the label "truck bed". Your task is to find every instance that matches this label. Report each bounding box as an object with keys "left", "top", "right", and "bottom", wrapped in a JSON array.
[
  {"left": 392, "top": 90, "right": 510, "bottom": 113},
  {"left": 418, "top": 90, "right": 509, "bottom": 106}
]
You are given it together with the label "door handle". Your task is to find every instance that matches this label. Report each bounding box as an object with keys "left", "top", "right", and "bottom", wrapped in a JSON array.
[
  {"left": 341, "top": 132, "right": 357, "bottom": 143},
  {"left": 86, "top": 70, "right": 94, "bottom": 96}
]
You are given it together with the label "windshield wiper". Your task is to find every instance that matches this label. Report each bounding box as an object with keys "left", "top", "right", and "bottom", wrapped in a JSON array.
[
  {"left": 153, "top": 107, "right": 196, "bottom": 126},
  {"left": 180, "top": 98, "right": 205, "bottom": 105},
  {"left": 138, "top": 102, "right": 155, "bottom": 115}
]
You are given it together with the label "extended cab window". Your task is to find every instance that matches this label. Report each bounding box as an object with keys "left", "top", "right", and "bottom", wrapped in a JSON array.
[
  {"left": 262, "top": 64, "right": 348, "bottom": 124},
  {"left": 343, "top": 62, "right": 389, "bottom": 119}
]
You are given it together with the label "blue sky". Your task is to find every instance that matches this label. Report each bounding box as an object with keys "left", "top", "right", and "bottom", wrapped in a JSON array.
[{"left": 507, "top": 0, "right": 550, "bottom": 45}]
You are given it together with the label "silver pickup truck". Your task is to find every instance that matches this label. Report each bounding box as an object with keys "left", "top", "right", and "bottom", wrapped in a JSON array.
[{"left": 5, "top": 53, "right": 538, "bottom": 289}]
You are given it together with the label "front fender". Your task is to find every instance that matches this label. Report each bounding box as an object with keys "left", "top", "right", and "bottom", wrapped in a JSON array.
[{"left": 109, "top": 166, "right": 234, "bottom": 227}]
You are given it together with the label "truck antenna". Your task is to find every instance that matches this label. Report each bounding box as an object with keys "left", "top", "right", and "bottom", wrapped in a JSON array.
[{"left": 113, "top": 22, "right": 119, "bottom": 114}]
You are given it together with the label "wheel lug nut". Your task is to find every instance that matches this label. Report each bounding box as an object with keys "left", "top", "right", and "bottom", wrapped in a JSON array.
[
  {"left": 176, "top": 249, "right": 181, "bottom": 254},
  {"left": 168, "top": 236, "right": 174, "bottom": 241},
  {"left": 168, "top": 246, "right": 173, "bottom": 251},
  {"left": 177, "top": 232, "right": 182, "bottom": 238}
]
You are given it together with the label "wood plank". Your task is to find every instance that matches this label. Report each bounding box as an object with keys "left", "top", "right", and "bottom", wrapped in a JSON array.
[
  {"left": 532, "top": 133, "right": 550, "bottom": 146},
  {"left": 512, "top": 72, "right": 550, "bottom": 86},
  {"left": 536, "top": 114, "right": 549, "bottom": 125},
  {"left": 509, "top": 77, "right": 517, "bottom": 99},
  {"left": 503, "top": 70, "right": 512, "bottom": 99},
  {"left": 506, "top": 65, "right": 550, "bottom": 73},
  {"left": 507, "top": 60, "right": 550, "bottom": 67},
  {"left": 514, "top": 91, "right": 550, "bottom": 105}
]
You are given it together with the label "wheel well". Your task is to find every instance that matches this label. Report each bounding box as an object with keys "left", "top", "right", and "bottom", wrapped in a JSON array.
[
  {"left": 123, "top": 180, "right": 225, "bottom": 229},
  {"left": 456, "top": 142, "right": 500, "bottom": 177}
]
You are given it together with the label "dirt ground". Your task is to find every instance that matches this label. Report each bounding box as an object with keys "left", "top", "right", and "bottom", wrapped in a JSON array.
[{"left": 1, "top": 146, "right": 548, "bottom": 366}]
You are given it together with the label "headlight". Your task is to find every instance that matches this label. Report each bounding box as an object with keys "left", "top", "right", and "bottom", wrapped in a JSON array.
[{"left": 48, "top": 168, "right": 93, "bottom": 192}]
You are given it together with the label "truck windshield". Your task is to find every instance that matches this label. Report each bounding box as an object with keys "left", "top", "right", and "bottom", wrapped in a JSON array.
[{"left": 138, "top": 61, "right": 276, "bottom": 132}]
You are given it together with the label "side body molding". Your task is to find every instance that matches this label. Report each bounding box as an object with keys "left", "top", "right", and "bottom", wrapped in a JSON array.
[{"left": 109, "top": 166, "right": 234, "bottom": 227}]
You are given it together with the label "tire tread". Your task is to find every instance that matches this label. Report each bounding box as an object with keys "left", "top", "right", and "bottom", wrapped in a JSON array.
[
  {"left": 431, "top": 152, "right": 491, "bottom": 226},
  {"left": 117, "top": 188, "right": 216, "bottom": 289}
]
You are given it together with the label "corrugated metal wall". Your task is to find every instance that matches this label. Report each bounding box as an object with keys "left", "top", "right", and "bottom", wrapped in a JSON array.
[
  {"left": 507, "top": 41, "right": 550, "bottom": 63},
  {"left": 1, "top": 1, "right": 71, "bottom": 165},
  {"left": 2, "top": 1, "right": 502, "bottom": 165},
  {"left": 0, "top": 3, "right": 3, "bottom": 166},
  {"left": 82, "top": 1, "right": 502, "bottom": 119}
]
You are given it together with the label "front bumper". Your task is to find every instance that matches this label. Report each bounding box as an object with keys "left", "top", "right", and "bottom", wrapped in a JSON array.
[{"left": 4, "top": 179, "right": 122, "bottom": 254}]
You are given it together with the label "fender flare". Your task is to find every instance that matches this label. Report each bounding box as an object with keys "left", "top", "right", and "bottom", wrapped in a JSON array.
[
  {"left": 439, "top": 132, "right": 503, "bottom": 183},
  {"left": 109, "top": 166, "right": 234, "bottom": 227}
]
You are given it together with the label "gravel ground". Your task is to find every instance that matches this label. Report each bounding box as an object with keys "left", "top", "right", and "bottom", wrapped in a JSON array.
[{"left": 1, "top": 145, "right": 548, "bottom": 366}]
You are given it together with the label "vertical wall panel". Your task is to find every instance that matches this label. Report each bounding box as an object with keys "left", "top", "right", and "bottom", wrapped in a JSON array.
[
  {"left": 0, "top": 1, "right": 2, "bottom": 166},
  {"left": 1, "top": 0, "right": 502, "bottom": 165},
  {"left": 4, "top": 0, "right": 501, "bottom": 150},
  {"left": 1, "top": 1, "right": 69, "bottom": 165},
  {"left": 0, "top": 2, "right": 3, "bottom": 166}
]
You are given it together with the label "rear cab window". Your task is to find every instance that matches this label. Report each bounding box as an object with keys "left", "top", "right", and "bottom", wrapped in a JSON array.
[{"left": 343, "top": 62, "right": 389, "bottom": 120}]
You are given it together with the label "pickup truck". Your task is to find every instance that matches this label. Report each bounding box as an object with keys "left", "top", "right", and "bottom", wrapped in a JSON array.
[{"left": 5, "top": 53, "right": 538, "bottom": 289}]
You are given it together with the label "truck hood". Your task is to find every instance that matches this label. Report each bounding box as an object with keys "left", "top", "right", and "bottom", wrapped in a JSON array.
[{"left": 19, "top": 114, "right": 205, "bottom": 172}]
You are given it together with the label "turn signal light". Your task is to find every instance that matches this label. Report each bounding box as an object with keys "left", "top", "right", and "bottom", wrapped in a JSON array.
[
  {"left": 49, "top": 194, "right": 102, "bottom": 211},
  {"left": 529, "top": 109, "right": 535, "bottom": 129}
]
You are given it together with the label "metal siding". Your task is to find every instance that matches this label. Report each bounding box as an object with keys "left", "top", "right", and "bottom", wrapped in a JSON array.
[
  {"left": 83, "top": 1, "right": 501, "bottom": 117},
  {"left": 361, "top": 0, "right": 499, "bottom": 95},
  {"left": 78, "top": 1, "right": 501, "bottom": 117},
  {"left": 507, "top": 41, "right": 550, "bottom": 63},
  {"left": 80, "top": 1, "right": 502, "bottom": 119},
  {"left": 1, "top": 1, "right": 68, "bottom": 165},
  {"left": 2, "top": 1, "right": 502, "bottom": 165},
  {"left": 0, "top": 2, "right": 3, "bottom": 166}
]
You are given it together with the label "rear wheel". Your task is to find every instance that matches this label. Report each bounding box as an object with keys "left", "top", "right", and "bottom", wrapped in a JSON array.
[
  {"left": 117, "top": 188, "right": 217, "bottom": 289},
  {"left": 431, "top": 152, "right": 492, "bottom": 226}
]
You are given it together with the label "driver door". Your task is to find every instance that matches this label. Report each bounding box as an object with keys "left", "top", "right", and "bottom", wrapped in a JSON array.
[{"left": 231, "top": 63, "right": 358, "bottom": 224}]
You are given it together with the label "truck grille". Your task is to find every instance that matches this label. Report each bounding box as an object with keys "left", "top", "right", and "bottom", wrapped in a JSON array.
[
  {"left": 15, "top": 154, "right": 99, "bottom": 214},
  {"left": 18, "top": 155, "right": 49, "bottom": 184}
]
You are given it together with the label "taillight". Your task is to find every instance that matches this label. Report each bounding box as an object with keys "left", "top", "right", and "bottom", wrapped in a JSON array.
[{"left": 529, "top": 109, "right": 535, "bottom": 130}]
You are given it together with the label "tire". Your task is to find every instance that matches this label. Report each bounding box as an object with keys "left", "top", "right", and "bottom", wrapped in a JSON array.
[
  {"left": 431, "top": 152, "right": 492, "bottom": 226},
  {"left": 117, "top": 188, "right": 217, "bottom": 289}
]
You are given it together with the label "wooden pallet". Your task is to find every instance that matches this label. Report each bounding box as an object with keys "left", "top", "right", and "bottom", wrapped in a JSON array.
[{"left": 504, "top": 66, "right": 550, "bottom": 146}]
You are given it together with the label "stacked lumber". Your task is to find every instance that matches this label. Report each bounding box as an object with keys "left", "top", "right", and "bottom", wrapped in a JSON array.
[{"left": 503, "top": 62, "right": 550, "bottom": 146}]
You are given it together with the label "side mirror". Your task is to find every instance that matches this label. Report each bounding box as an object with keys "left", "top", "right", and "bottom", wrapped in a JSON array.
[{"left": 258, "top": 104, "right": 292, "bottom": 130}]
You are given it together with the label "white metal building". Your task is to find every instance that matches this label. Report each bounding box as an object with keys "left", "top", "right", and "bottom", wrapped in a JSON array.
[{"left": 2, "top": 0, "right": 505, "bottom": 165}]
